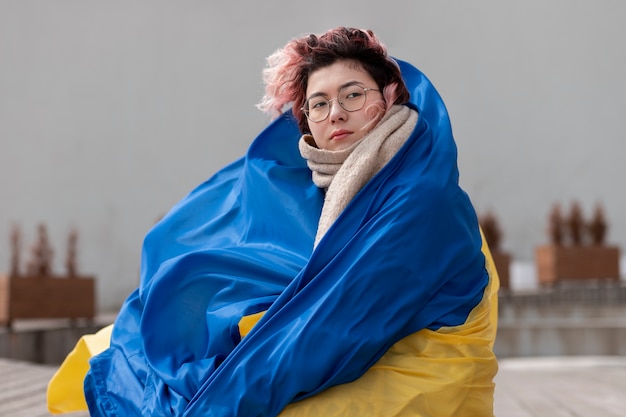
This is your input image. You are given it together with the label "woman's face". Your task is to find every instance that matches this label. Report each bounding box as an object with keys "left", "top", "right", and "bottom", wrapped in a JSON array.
[{"left": 305, "top": 60, "right": 385, "bottom": 151}]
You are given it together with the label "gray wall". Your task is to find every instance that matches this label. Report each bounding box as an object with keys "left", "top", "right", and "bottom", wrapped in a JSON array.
[{"left": 2, "top": 1, "right": 625, "bottom": 311}]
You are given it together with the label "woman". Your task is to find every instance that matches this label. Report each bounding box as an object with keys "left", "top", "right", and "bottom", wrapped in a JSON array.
[{"left": 49, "top": 27, "right": 499, "bottom": 417}]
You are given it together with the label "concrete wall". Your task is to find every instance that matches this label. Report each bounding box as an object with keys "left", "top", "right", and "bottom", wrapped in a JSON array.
[{"left": 1, "top": 1, "right": 625, "bottom": 311}]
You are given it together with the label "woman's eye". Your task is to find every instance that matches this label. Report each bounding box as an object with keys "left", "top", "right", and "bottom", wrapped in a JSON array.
[
  {"left": 311, "top": 101, "right": 328, "bottom": 109},
  {"left": 344, "top": 92, "right": 363, "bottom": 100}
]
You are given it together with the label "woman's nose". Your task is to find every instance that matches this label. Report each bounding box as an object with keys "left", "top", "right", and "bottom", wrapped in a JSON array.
[{"left": 328, "top": 99, "right": 346, "bottom": 122}]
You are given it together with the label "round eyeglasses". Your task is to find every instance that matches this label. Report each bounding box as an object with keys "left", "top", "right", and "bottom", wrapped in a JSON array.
[{"left": 301, "top": 85, "right": 380, "bottom": 123}]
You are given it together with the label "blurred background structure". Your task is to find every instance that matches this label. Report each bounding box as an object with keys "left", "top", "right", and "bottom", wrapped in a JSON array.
[{"left": 1, "top": 1, "right": 625, "bottom": 311}]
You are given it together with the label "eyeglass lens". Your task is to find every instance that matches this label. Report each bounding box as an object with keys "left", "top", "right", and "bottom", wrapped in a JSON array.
[{"left": 304, "top": 85, "right": 370, "bottom": 122}]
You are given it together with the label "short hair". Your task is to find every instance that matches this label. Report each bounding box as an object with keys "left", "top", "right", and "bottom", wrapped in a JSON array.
[{"left": 257, "top": 27, "right": 410, "bottom": 134}]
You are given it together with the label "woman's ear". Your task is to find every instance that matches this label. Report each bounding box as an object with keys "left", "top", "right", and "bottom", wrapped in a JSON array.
[{"left": 360, "top": 101, "right": 386, "bottom": 134}]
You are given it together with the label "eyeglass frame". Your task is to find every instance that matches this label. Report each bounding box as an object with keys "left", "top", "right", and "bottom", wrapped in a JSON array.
[{"left": 301, "top": 85, "right": 381, "bottom": 123}]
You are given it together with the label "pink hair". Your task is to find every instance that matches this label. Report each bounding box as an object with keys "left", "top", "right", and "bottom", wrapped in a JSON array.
[{"left": 257, "top": 27, "right": 409, "bottom": 133}]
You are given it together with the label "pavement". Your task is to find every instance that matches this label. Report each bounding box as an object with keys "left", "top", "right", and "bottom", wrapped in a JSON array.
[
  {"left": 1, "top": 355, "right": 625, "bottom": 416},
  {"left": 494, "top": 356, "right": 626, "bottom": 417},
  {"left": 0, "top": 358, "right": 86, "bottom": 417}
]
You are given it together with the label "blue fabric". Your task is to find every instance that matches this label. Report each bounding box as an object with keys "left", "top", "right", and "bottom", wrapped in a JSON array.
[{"left": 85, "top": 59, "right": 488, "bottom": 417}]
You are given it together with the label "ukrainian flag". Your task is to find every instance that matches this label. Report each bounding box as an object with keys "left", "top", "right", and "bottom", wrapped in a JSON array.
[{"left": 48, "top": 60, "right": 498, "bottom": 417}]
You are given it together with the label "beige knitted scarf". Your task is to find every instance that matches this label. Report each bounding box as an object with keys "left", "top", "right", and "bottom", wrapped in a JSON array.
[{"left": 298, "top": 104, "right": 419, "bottom": 247}]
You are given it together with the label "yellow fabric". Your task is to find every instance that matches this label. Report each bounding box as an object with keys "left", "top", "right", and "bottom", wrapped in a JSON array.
[
  {"left": 48, "top": 233, "right": 498, "bottom": 416},
  {"left": 238, "top": 310, "right": 267, "bottom": 337},
  {"left": 480, "top": 228, "right": 501, "bottom": 346},
  {"left": 47, "top": 324, "right": 113, "bottom": 414},
  {"left": 278, "top": 234, "right": 499, "bottom": 416}
]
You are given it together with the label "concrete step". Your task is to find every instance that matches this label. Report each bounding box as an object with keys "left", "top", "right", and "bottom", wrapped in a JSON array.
[
  {"left": 0, "top": 315, "right": 115, "bottom": 365},
  {"left": 2, "top": 282, "right": 626, "bottom": 364}
]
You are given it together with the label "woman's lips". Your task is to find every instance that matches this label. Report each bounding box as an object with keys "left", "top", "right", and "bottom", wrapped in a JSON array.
[{"left": 330, "top": 130, "right": 351, "bottom": 141}]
